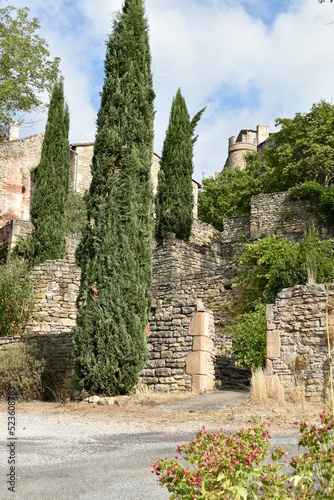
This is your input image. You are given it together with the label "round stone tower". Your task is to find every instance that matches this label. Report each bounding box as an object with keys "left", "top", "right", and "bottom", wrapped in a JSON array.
[{"left": 225, "top": 125, "right": 269, "bottom": 170}]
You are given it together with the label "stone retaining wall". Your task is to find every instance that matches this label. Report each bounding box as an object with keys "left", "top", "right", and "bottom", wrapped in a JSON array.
[
  {"left": 250, "top": 192, "right": 334, "bottom": 241},
  {"left": 266, "top": 284, "right": 334, "bottom": 402}
]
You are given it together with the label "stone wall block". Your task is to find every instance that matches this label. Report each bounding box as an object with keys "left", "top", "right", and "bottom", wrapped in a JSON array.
[
  {"left": 186, "top": 351, "right": 210, "bottom": 376},
  {"left": 192, "top": 374, "right": 215, "bottom": 393},
  {"left": 189, "top": 312, "right": 208, "bottom": 336},
  {"left": 192, "top": 336, "right": 213, "bottom": 353},
  {"left": 267, "top": 330, "right": 281, "bottom": 359}
]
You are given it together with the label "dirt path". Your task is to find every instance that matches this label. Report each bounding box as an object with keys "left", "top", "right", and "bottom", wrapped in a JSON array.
[{"left": 1, "top": 389, "right": 329, "bottom": 435}]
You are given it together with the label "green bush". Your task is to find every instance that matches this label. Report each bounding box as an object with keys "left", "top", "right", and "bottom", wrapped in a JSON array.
[
  {"left": 319, "top": 186, "right": 334, "bottom": 225},
  {"left": 230, "top": 303, "right": 266, "bottom": 371},
  {"left": 0, "top": 343, "right": 45, "bottom": 400},
  {"left": 0, "top": 258, "right": 35, "bottom": 337},
  {"left": 288, "top": 181, "right": 334, "bottom": 226}
]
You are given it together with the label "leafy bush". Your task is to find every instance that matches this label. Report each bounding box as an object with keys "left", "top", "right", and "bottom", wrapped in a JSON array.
[
  {"left": 0, "top": 258, "right": 35, "bottom": 337},
  {"left": 0, "top": 343, "right": 45, "bottom": 400},
  {"left": 236, "top": 235, "right": 302, "bottom": 306},
  {"left": 288, "top": 181, "right": 334, "bottom": 226},
  {"left": 318, "top": 186, "right": 334, "bottom": 225},
  {"left": 11, "top": 234, "right": 34, "bottom": 264},
  {"left": 232, "top": 227, "right": 334, "bottom": 369},
  {"left": 230, "top": 303, "right": 266, "bottom": 371},
  {"left": 237, "top": 227, "right": 334, "bottom": 306},
  {"left": 288, "top": 180, "right": 324, "bottom": 202},
  {"left": 153, "top": 412, "right": 334, "bottom": 499}
]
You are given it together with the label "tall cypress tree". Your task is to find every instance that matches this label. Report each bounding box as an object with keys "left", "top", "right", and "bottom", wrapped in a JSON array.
[
  {"left": 30, "top": 79, "right": 70, "bottom": 265},
  {"left": 155, "top": 89, "right": 205, "bottom": 245},
  {"left": 74, "top": 0, "right": 155, "bottom": 396}
]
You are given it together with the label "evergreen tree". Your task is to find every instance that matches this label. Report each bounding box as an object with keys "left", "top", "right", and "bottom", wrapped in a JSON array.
[
  {"left": 30, "top": 79, "right": 70, "bottom": 265},
  {"left": 74, "top": 0, "right": 155, "bottom": 396},
  {"left": 155, "top": 89, "right": 204, "bottom": 244}
]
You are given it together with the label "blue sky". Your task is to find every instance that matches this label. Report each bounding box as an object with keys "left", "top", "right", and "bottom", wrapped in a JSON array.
[{"left": 6, "top": 0, "right": 334, "bottom": 181}]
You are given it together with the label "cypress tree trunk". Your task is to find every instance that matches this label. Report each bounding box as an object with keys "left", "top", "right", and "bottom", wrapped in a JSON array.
[
  {"left": 30, "top": 79, "right": 70, "bottom": 265},
  {"left": 155, "top": 89, "right": 204, "bottom": 245},
  {"left": 74, "top": 0, "right": 155, "bottom": 396}
]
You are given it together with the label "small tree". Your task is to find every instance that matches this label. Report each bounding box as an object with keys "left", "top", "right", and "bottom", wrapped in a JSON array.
[
  {"left": 30, "top": 79, "right": 70, "bottom": 265},
  {"left": 0, "top": 5, "right": 59, "bottom": 137},
  {"left": 155, "top": 89, "right": 204, "bottom": 244}
]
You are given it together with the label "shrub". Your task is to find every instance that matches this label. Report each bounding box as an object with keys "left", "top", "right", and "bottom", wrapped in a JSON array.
[
  {"left": 288, "top": 181, "right": 334, "bottom": 226},
  {"left": 0, "top": 258, "right": 35, "bottom": 337},
  {"left": 0, "top": 343, "right": 45, "bottom": 400},
  {"left": 153, "top": 412, "right": 334, "bottom": 499},
  {"left": 230, "top": 303, "right": 266, "bottom": 371}
]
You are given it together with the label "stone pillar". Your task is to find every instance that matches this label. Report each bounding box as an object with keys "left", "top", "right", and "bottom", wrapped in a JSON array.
[
  {"left": 186, "top": 309, "right": 215, "bottom": 393},
  {"left": 9, "top": 121, "right": 20, "bottom": 141},
  {"left": 266, "top": 304, "right": 281, "bottom": 376}
]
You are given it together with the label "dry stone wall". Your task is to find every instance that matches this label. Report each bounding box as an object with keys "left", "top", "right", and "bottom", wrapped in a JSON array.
[
  {"left": 266, "top": 284, "right": 334, "bottom": 402},
  {"left": 250, "top": 192, "right": 334, "bottom": 241},
  {"left": 141, "top": 228, "right": 250, "bottom": 392},
  {"left": 2, "top": 192, "right": 333, "bottom": 394}
]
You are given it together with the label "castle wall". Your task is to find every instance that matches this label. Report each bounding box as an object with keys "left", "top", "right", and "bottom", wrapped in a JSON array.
[
  {"left": 266, "top": 284, "right": 334, "bottom": 402},
  {"left": 0, "top": 134, "right": 43, "bottom": 226}
]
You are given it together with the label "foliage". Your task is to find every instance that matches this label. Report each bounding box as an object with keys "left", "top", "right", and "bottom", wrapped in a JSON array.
[
  {"left": 198, "top": 154, "right": 264, "bottom": 231},
  {"left": 261, "top": 101, "right": 334, "bottom": 192},
  {"left": 236, "top": 235, "right": 301, "bottom": 306},
  {"left": 155, "top": 89, "right": 204, "bottom": 244},
  {"left": 237, "top": 226, "right": 334, "bottom": 305},
  {"left": 0, "top": 258, "right": 35, "bottom": 337},
  {"left": 199, "top": 101, "right": 334, "bottom": 231},
  {"left": 74, "top": 0, "right": 155, "bottom": 396},
  {"left": 30, "top": 79, "right": 70, "bottom": 265},
  {"left": 0, "top": 343, "right": 45, "bottom": 400},
  {"left": 230, "top": 303, "right": 266, "bottom": 371},
  {"left": 65, "top": 192, "right": 87, "bottom": 234},
  {"left": 0, "top": 5, "right": 59, "bottom": 137},
  {"left": 289, "top": 181, "right": 334, "bottom": 226},
  {"left": 232, "top": 227, "right": 334, "bottom": 369},
  {"left": 153, "top": 412, "right": 334, "bottom": 499}
]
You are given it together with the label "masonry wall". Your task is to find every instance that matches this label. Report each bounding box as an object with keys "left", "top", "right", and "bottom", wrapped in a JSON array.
[
  {"left": 250, "top": 192, "right": 334, "bottom": 241},
  {"left": 0, "top": 134, "right": 43, "bottom": 226},
  {"left": 266, "top": 284, "right": 334, "bottom": 402},
  {"left": 141, "top": 220, "right": 250, "bottom": 392},
  {"left": 2, "top": 192, "right": 333, "bottom": 394}
]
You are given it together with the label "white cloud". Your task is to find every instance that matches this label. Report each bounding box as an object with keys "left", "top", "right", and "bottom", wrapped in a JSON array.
[{"left": 8, "top": 0, "right": 334, "bottom": 181}]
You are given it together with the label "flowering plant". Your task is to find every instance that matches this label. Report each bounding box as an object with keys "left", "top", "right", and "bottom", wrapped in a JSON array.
[{"left": 152, "top": 412, "right": 334, "bottom": 499}]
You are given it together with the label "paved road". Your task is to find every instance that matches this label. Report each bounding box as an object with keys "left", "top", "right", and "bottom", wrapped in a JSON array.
[{"left": 0, "top": 412, "right": 301, "bottom": 500}]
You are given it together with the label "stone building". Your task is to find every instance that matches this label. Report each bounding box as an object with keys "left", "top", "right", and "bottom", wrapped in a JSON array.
[{"left": 225, "top": 124, "right": 270, "bottom": 170}]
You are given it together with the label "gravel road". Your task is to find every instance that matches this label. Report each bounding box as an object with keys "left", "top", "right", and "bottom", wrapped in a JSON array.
[{"left": 0, "top": 392, "right": 305, "bottom": 500}]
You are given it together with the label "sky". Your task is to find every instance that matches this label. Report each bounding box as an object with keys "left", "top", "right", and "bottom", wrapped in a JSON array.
[{"left": 5, "top": 0, "right": 334, "bottom": 182}]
